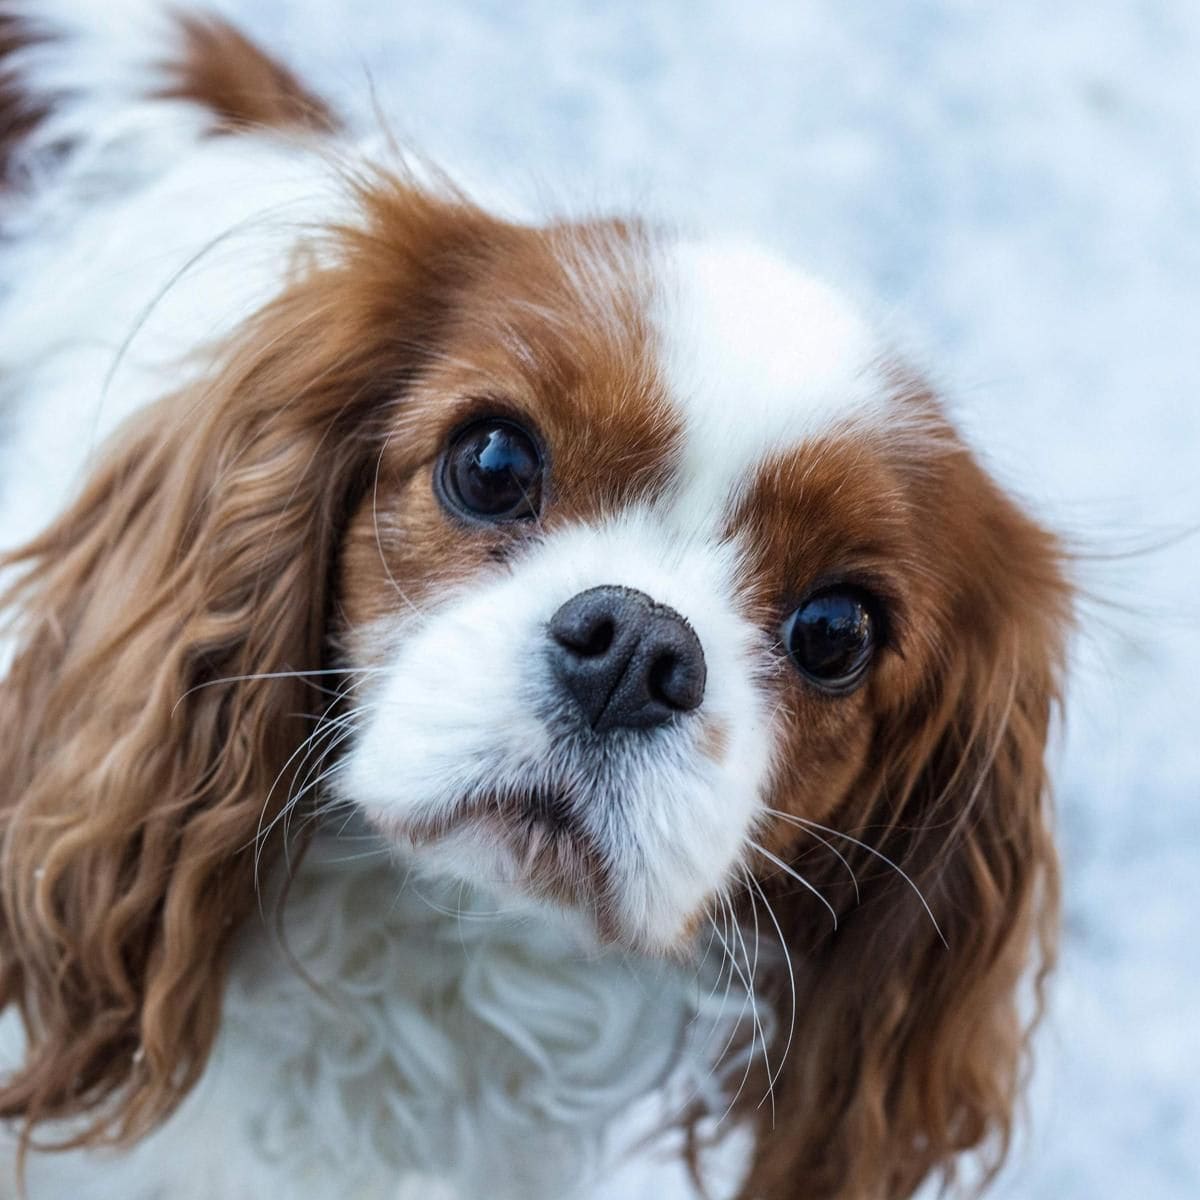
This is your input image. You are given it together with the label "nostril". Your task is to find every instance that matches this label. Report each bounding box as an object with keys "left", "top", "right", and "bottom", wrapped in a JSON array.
[
  {"left": 648, "top": 650, "right": 704, "bottom": 713},
  {"left": 647, "top": 653, "right": 679, "bottom": 705},
  {"left": 560, "top": 617, "right": 614, "bottom": 658}
]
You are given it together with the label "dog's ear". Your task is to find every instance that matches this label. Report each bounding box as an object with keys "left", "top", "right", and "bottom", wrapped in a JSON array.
[
  {"left": 0, "top": 180, "right": 496, "bottom": 1151},
  {"left": 737, "top": 454, "right": 1070, "bottom": 1200}
]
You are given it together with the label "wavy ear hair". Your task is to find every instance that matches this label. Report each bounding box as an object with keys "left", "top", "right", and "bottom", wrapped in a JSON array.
[
  {"left": 0, "top": 179, "right": 494, "bottom": 1149},
  {"left": 738, "top": 455, "right": 1071, "bottom": 1200}
]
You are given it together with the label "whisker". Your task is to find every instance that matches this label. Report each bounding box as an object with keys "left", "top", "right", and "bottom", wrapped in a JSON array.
[
  {"left": 762, "top": 808, "right": 860, "bottom": 904},
  {"left": 708, "top": 900, "right": 761, "bottom": 1126},
  {"left": 171, "top": 666, "right": 379, "bottom": 715},
  {"left": 688, "top": 914, "right": 722, "bottom": 1015},
  {"left": 747, "top": 839, "right": 838, "bottom": 931},
  {"left": 408, "top": 885, "right": 526, "bottom": 921},
  {"left": 509, "top": 467, "right": 546, "bottom": 537},
  {"left": 251, "top": 699, "right": 366, "bottom": 888},
  {"left": 745, "top": 869, "right": 796, "bottom": 1103},
  {"left": 735, "top": 868, "right": 775, "bottom": 1125},
  {"left": 772, "top": 812, "right": 947, "bottom": 948},
  {"left": 282, "top": 792, "right": 361, "bottom": 846},
  {"left": 280, "top": 722, "right": 361, "bottom": 854},
  {"left": 303, "top": 843, "right": 393, "bottom": 867},
  {"left": 689, "top": 923, "right": 731, "bottom": 1036},
  {"left": 261, "top": 716, "right": 362, "bottom": 878},
  {"left": 688, "top": 898, "right": 745, "bottom": 1105}
]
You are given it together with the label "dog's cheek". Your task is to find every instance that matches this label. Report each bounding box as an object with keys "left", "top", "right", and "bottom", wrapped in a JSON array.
[{"left": 337, "top": 468, "right": 486, "bottom": 644}]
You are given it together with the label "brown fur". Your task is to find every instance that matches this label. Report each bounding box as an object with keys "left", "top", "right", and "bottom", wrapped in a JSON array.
[
  {"left": 0, "top": 19, "right": 1071, "bottom": 1200},
  {"left": 338, "top": 214, "right": 680, "bottom": 637},
  {"left": 1, "top": 5, "right": 336, "bottom": 194},
  {"left": 158, "top": 13, "right": 338, "bottom": 134}
]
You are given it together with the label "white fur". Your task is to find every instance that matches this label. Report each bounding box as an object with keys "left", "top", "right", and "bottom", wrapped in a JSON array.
[
  {"left": 0, "top": 1, "right": 347, "bottom": 646},
  {"left": 8, "top": 830, "right": 744, "bottom": 1200},
  {"left": 0, "top": 5, "right": 890, "bottom": 1197},
  {"left": 660, "top": 238, "right": 888, "bottom": 518}
]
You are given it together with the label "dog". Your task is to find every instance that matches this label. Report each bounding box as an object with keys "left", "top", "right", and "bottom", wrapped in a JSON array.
[{"left": 0, "top": 4, "right": 1071, "bottom": 1198}]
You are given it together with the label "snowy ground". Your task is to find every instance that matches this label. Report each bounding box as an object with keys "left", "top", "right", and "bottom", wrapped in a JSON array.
[{"left": 145, "top": 2, "right": 1200, "bottom": 1195}]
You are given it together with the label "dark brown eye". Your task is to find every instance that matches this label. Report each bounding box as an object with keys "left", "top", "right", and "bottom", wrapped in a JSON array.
[
  {"left": 438, "top": 418, "right": 544, "bottom": 522},
  {"left": 784, "top": 588, "right": 878, "bottom": 694}
]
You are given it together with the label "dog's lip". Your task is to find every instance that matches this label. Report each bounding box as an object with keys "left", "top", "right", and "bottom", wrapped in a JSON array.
[
  {"left": 513, "top": 784, "right": 583, "bottom": 836},
  {"left": 385, "top": 785, "right": 610, "bottom": 915},
  {"left": 388, "top": 787, "right": 603, "bottom": 880},
  {"left": 395, "top": 784, "right": 582, "bottom": 843}
]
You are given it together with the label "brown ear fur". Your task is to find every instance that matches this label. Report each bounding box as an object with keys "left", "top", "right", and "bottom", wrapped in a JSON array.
[
  {"left": 736, "top": 458, "right": 1070, "bottom": 1199},
  {"left": 0, "top": 178, "right": 498, "bottom": 1150}
]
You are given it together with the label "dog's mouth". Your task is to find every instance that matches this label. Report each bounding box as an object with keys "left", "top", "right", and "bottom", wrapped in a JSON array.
[{"left": 389, "top": 784, "right": 610, "bottom": 913}]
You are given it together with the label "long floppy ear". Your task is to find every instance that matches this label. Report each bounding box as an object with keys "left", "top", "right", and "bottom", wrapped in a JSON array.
[
  {"left": 0, "top": 179, "right": 494, "bottom": 1150},
  {"left": 739, "top": 458, "right": 1071, "bottom": 1200}
]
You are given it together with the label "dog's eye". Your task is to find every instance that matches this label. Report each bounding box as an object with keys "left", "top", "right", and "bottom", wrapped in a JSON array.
[
  {"left": 783, "top": 588, "right": 878, "bottom": 694},
  {"left": 438, "top": 419, "right": 544, "bottom": 522}
]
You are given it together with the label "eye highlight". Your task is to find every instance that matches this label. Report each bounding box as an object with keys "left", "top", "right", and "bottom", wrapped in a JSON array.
[
  {"left": 783, "top": 587, "right": 879, "bottom": 694},
  {"left": 437, "top": 418, "right": 544, "bottom": 522}
]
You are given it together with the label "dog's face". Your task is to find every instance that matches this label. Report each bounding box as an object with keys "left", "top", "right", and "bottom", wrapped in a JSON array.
[{"left": 330, "top": 219, "right": 1018, "bottom": 952}]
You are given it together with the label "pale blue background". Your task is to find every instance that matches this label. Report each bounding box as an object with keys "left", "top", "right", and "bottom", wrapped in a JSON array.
[{"left": 226, "top": 2, "right": 1200, "bottom": 1194}]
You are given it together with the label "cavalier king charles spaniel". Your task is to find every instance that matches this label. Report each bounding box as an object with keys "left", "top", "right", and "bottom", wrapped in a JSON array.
[{"left": 0, "top": 4, "right": 1071, "bottom": 1198}]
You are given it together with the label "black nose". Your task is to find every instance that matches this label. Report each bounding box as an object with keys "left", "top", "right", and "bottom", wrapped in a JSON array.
[{"left": 547, "top": 586, "right": 706, "bottom": 732}]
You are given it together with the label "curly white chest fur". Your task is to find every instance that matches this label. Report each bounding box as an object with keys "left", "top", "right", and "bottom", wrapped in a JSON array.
[{"left": 3, "top": 833, "right": 747, "bottom": 1199}]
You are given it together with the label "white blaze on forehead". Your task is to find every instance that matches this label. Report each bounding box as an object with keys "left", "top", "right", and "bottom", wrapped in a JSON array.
[{"left": 656, "top": 238, "right": 890, "bottom": 519}]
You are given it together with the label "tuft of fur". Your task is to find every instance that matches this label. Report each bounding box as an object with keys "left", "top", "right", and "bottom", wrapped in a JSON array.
[{"left": 157, "top": 12, "right": 338, "bottom": 134}]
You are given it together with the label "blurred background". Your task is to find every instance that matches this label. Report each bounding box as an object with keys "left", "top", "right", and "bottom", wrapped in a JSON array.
[{"left": 229, "top": 2, "right": 1199, "bottom": 1195}]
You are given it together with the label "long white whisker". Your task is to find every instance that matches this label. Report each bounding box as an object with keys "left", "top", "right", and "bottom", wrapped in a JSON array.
[
  {"left": 696, "top": 898, "right": 739, "bottom": 1052},
  {"left": 746, "top": 869, "right": 796, "bottom": 1101},
  {"left": 252, "top": 699, "right": 366, "bottom": 888},
  {"left": 688, "top": 899, "right": 747, "bottom": 1108},
  {"left": 709, "top": 900, "right": 760, "bottom": 1126},
  {"left": 171, "top": 667, "right": 379, "bottom": 715},
  {"left": 736, "top": 868, "right": 775, "bottom": 1125},
  {"left": 762, "top": 808, "right": 860, "bottom": 904},
  {"left": 687, "top": 916, "right": 724, "bottom": 1021},
  {"left": 279, "top": 721, "right": 362, "bottom": 856},
  {"left": 260, "top": 718, "right": 362, "bottom": 878},
  {"left": 747, "top": 839, "right": 838, "bottom": 931},
  {"left": 782, "top": 814, "right": 948, "bottom": 948}
]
